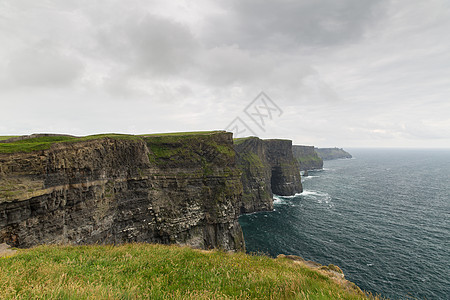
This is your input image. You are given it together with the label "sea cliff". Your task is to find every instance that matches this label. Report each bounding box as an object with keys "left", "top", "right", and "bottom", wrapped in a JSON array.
[
  {"left": 0, "top": 132, "right": 303, "bottom": 251},
  {"left": 235, "top": 137, "right": 302, "bottom": 214},
  {"left": 0, "top": 132, "right": 244, "bottom": 251},
  {"left": 292, "top": 145, "right": 324, "bottom": 171},
  {"left": 315, "top": 147, "right": 352, "bottom": 160}
]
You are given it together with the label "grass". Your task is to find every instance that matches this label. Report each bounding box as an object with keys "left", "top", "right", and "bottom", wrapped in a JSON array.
[
  {"left": 233, "top": 137, "right": 257, "bottom": 145},
  {"left": 295, "top": 155, "right": 323, "bottom": 164},
  {"left": 0, "top": 136, "right": 76, "bottom": 153},
  {"left": 0, "top": 136, "right": 18, "bottom": 141},
  {"left": 0, "top": 134, "right": 143, "bottom": 154},
  {"left": 142, "top": 131, "right": 221, "bottom": 137},
  {"left": 0, "top": 243, "right": 375, "bottom": 299},
  {"left": 239, "top": 152, "right": 265, "bottom": 169},
  {"left": 0, "top": 132, "right": 226, "bottom": 154},
  {"left": 144, "top": 132, "right": 235, "bottom": 170}
]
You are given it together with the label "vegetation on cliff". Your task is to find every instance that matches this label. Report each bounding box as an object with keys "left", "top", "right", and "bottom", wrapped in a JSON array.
[
  {"left": 292, "top": 145, "right": 323, "bottom": 171},
  {"left": 0, "top": 243, "right": 374, "bottom": 299},
  {"left": 0, "top": 132, "right": 220, "bottom": 154},
  {"left": 315, "top": 148, "right": 352, "bottom": 160},
  {"left": 0, "top": 136, "right": 18, "bottom": 141},
  {"left": 0, "top": 134, "right": 145, "bottom": 154},
  {"left": 234, "top": 137, "right": 302, "bottom": 214},
  {"left": 143, "top": 132, "right": 235, "bottom": 170}
]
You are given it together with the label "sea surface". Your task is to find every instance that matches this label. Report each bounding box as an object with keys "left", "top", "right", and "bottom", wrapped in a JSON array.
[{"left": 239, "top": 149, "right": 450, "bottom": 299}]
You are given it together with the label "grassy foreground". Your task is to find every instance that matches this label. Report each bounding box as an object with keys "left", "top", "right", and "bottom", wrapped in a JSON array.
[{"left": 0, "top": 244, "right": 375, "bottom": 300}]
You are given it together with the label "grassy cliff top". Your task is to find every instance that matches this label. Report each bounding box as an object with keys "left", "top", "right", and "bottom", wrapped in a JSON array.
[
  {"left": 233, "top": 136, "right": 293, "bottom": 146},
  {"left": 0, "top": 131, "right": 226, "bottom": 154},
  {"left": 233, "top": 136, "right": 259, "bottom": 145},
  {"left": 0, "top": 243, "right": 375, "bottom": 299},
  {"left": 0, "top": 136, "right": 19, "bottom": 141},
  {"left": 142, "top": 131, "right": 223, "bottom": 137}
]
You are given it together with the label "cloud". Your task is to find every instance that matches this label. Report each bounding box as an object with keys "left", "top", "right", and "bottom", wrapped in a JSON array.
[
  {"left": 4, "top": 44, "right": 84, "bottom": 87},
  {"left": 94, "top": 13, "right": 199, "bottom": 78},
  {"left": 0, "top": 0, "right": 449, "bottom": 148},
  {"left": 202, "top": 0, "right": 388, "bottom": 50}
]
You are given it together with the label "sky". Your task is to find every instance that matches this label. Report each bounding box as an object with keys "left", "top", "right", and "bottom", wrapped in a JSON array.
[{"left": 1, "top": 0, "right": 449, "bottom": 148}]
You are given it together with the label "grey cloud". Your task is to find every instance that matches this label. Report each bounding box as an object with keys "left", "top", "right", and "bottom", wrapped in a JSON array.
[
  {"left": 5, "top": 44, "right": 84, "bottom": 87},
  {"left": 94, "top": 13, "right": 199, "bottom": 78},
  {"left": 198, "top": 47, "right": 273, "bottom": 86},
  {"left": 0, "top": 0, "right": 449, "bottom": 148},
  {"left": 203, "top": 0, "right": 388, "bottom": 50}
]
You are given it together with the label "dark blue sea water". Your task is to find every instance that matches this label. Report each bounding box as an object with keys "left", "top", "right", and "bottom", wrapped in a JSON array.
[{"left": 239, "top": 149, "right": 450, "bottom": 299}]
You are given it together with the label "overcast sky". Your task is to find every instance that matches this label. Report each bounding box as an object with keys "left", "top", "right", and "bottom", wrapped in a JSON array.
[{"left": 1, "top": 0, "right": 449, "bottom": 148}]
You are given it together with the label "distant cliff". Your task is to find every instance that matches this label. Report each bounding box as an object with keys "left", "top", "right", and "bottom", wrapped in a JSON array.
[
  {"left": 0, "top": 132, "right": 244, "bottom": 251},
  {"left": 235, "top": 137, "right": 302, "bottom": 214},
  {"left": 315, "top": 148, "right": 352, "bottom": 160},
  {"left": 292, "top": 145, "right": 323, "bottom": 171}
]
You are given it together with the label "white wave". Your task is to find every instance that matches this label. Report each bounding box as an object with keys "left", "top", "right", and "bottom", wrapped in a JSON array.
[
  {"left": 285, "top": 192, "right": 304, "bottom": 199},
  {"left": 300, "top": 190, "right": 333, "bottom": 206},
  {"left": 274, "top": 190, "right": 328, "bottom": 199},
  {"left": 273, "top": 195, "right": 288, "bottom": 205},
  {"left": 301, "top": 175, "right": 319, "bottom": 182},
  {"left": 273, "top": 194, "right": 301, "bottom": 205},
  {"left": 322, "top": 168, "right": 335, "bottom": 171},
  {"left": 273, "top": 190, "right": 333, "bottom": 208},
  {"left": 301, "top": 190, "right": 328, "bottom": 197},
  {"left": 273, "top": 195, "right": 286, "bottom": 204}
]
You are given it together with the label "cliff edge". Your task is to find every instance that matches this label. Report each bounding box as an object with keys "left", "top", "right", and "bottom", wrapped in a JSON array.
[{"left": 0, "top": 132, "right": 244, "bottom": 251}]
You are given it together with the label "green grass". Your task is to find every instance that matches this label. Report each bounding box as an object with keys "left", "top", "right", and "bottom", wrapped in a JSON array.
[
  {"left": 240, "top": 152, "right": 265, "bottom": 169},
  {"left": 144, "top": 133, "right": 235, "bottom": 170},
  {"left": 0, "top": 243, "right": 375, "bottom": 299},
  {"left": 0, "top": 134, "right": 142, "bottom": 154},
  {"left": 0, "top": 136, "right": 18, "bottom": 141},
  {"left": 233, "top": 137, "right": 257, "bottom": 145},
  {"left": 0, "top": 132, "right": 226, "bottom": 154},
  {"left": 142, "top": 131, "right": 221, "bottom": 137},
  {"left": 296, "top": 155, "right": 323, "bottom": 163},
  {"left": 0, "top": 136, "right": 76, "bottom": 153}
]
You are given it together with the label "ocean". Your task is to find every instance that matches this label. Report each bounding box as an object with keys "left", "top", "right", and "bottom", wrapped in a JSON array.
[{"left": 239, "top": 149, "right": 450, "bottom": 299}]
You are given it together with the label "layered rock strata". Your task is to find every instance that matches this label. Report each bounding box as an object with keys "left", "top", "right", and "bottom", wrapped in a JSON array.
[
  {"left": 0, "top": 132, "right": 244, "bottom": 251},
  {"left": 235, "top": 137, "right": 302, "bottom": 214}
]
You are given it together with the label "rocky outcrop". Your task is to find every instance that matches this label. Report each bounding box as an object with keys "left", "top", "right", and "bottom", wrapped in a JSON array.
[
  {"left": 277, "top": 254, "right": 365, "bottom": 296},
  {"left": 0, "top": 132, "right": 244, "bottom": 251},
  {"left": 292, "top": 145, "right": 323, "bottom": 171},
  {"left": 315, "top": 148, "right": 352, "bottom": 160},
  {"left": 235, "top": 137, "right": 302, "bottom": 214}
]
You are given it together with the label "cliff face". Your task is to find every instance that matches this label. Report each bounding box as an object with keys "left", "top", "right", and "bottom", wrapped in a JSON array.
[
  {"left": 265, "top": 140, "right": 303, "bottom": 196},
  {"left": 235, "top": 137, "right": 302, "bottom": 214},
  {"left": 292, "top": 145, "right": 323, "bottom": 171},
  {"left": 315, "top": 148, "right": 352, "bottom": 160},
  {"left": 0, "top": 132, "right": 244, "bottom": 251}
]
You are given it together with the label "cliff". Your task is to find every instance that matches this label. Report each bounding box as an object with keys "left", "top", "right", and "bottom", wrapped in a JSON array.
[
  {"left": 292, "top": 145, "right": 323, "bottom": 171},
  {"left": 235, "top": 137, "right": 302, "bottom": 214},
  {"left": 0, "top": 132, "right": 244, "bottom": 251},
  {"left": 315, "top": 148, "right": 352, "bottom": 160}
]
